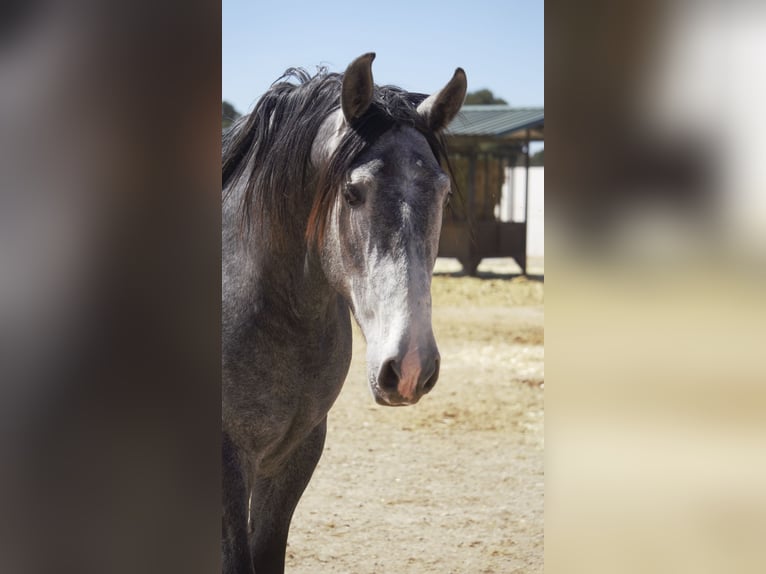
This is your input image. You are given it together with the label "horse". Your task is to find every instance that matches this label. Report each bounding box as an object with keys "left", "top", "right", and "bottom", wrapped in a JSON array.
[{"left": 222, "top": 53, "right": 467, "bottom": 573}]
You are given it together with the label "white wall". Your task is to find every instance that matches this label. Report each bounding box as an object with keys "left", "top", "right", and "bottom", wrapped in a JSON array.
[{"left": 495, "top": 166, "right": 544, "bottom": 258}]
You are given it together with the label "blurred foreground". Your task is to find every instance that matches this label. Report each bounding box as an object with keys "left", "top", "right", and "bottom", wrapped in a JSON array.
[{"left": 548, "top": 2, "right": 766, "bottom": 572}]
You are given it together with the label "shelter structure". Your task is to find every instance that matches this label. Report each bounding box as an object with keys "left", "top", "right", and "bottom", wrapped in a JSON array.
[{"left": 440, "top": 105, "right": 544, "bottom": 274}]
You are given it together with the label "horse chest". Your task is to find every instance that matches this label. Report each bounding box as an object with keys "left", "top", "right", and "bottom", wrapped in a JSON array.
[
  {"left": 223, "top": 310, "right": 352, "bottom": 465},
  {"left": 284, "top": 337, "right": 351, "bottom": 411},
  {"left": 253, "top": 332, "right": 353, "bottom": 474}
]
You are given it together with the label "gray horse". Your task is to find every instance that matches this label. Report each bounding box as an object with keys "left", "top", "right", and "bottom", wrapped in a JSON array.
[{"left": 222, "top": 53, "right": 466, "bottom": 573}]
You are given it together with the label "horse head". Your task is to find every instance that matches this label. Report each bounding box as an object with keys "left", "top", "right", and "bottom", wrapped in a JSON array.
[{"left": 311, "top": 53, "right": 467, "bottom": 406}]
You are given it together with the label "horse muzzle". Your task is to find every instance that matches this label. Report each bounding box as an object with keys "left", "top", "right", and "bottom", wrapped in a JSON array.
[{"left": 370, "top": 347, "right": 440, "bottom": 406}]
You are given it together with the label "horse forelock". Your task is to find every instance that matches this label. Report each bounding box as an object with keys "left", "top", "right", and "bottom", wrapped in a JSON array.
[{"left": 222, "top": 66, "right": 450, "bottom": 250}]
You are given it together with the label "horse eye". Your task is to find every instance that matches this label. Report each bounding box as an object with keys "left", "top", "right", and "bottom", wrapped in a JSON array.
[
  {"left": 343, "top": 183, "right": 363, "bottom": 207},
  {"left": 444, "top": 189, "right": 453, "bottom": 206}
]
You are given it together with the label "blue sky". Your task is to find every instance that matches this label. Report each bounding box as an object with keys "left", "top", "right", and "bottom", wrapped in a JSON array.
[{"left": 222, "top": 0, "right": 543, "bottom": 116}]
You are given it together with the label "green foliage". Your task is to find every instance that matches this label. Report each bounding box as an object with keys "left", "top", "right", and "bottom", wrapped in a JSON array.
[
  {"left": 463, "top": 89, "right": 508, "bottom": 105},
  {"left": 530, "top": 149, "right": 544, "bottom": 166},
  {"left": 222, "top": 100, "right": 241, "bottom": 130}
]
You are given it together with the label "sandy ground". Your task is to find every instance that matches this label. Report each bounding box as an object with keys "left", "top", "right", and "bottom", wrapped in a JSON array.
[{"left": 285, "top": 259, "right": 544, "bottom": 573}]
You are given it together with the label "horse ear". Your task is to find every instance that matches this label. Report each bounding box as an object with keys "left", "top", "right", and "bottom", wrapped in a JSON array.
[
  {"left": 341, "top": 52, "right": 376, "bottom": 123},
  {"left": 417, "top": 68, "right": 467, "bottom": 132}
]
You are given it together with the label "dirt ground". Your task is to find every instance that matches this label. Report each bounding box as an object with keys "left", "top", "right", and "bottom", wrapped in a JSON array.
[{"left": 285, "top": 259, "right": 544, "bottom": 573}]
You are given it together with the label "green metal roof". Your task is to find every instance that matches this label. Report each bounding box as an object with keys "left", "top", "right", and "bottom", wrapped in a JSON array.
[{"left": 446, "top": 105, "right": 544, "bottom": 138}]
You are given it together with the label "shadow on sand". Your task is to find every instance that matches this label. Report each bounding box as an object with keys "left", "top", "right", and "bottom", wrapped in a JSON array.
[{"left": 433, "top": 270, "right": 544, "bottom": 283}]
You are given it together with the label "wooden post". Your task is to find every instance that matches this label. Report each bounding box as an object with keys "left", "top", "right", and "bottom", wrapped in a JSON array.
[
  {"left": 465, "top": 153, "right": 479, "bottom": 275},
  {"left": 522, "top": 131, "right": 530, "bottom": 275},
  {"left": 524, "top": 131, "right": 530, "bottom": 224}
]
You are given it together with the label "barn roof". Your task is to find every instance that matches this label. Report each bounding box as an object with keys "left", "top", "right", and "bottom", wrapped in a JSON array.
[{"left": 446, "top": 105, "right": 544, "bottom": 140}]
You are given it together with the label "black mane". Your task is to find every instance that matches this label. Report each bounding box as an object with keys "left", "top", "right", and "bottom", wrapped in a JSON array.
[{"left": 222, "top": 66, "right": 449, "bottom": 246}]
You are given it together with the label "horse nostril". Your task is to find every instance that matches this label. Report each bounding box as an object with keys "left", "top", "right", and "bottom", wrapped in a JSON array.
[
  {"left": 378, "top": 359, "right": 400, "bottom": 391},
  {"left": 421, "top": 357, "right": 440, "bottom": 394}
]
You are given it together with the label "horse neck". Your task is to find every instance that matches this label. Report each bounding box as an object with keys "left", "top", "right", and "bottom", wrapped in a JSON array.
[
  {"left": 224, "top": 166, "right": 343, "bottom": 326},
  {"left": 256, "top": 218, "right": 342, "bottom": 326}
]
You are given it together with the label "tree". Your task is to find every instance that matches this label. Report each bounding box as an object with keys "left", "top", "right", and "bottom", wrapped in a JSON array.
[
  {"left": 463, "top": 89, "right": 508, "bottom": 105},
  {"left": 222, "top": 100, "right": 241, "bottom": 130},
  {"left": 530, "top": 149, "right": 544, "bottom": 166}
]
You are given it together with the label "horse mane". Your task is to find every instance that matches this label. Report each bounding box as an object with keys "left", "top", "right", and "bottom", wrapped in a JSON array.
[{"left": 222, "top": 66, "right": 450, "bottom": 248}]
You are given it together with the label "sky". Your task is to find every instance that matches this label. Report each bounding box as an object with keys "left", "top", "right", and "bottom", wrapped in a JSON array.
[{"left": 222, "top": 0, "right": 543, "bottom": 116}]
